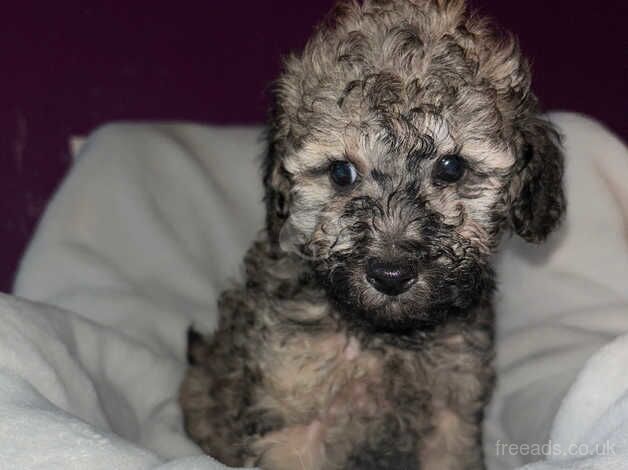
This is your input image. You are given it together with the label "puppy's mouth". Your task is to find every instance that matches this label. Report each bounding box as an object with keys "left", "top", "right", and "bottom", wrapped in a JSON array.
[
  {"left": 318, "top": 257, "right": 432, "bottom": 332},
  {"left": 316, "top": 252, "right": 493, "bottom": 333}
]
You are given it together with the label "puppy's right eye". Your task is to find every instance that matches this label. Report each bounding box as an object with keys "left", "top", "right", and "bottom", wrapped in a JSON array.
[
  {"left": 434, "top": 154, "right": 466, "bottom": 183},
  {"left": 329, "top": 161, "right": 358, "bottom": 188}
]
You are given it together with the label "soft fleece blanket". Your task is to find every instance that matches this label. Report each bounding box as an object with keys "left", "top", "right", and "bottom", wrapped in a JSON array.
[{"left": 6, "top": 113, "right": 627, "bottom": 469}]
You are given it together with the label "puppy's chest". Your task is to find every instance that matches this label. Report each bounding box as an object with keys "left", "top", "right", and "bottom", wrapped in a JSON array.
[{"left": 256, "top": 329, "right": 421, "bottom": 423}]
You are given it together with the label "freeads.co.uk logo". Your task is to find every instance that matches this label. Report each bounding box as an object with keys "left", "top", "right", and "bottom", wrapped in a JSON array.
[{"left": 494, "top": 439, "right": 617, "bottom": 458}]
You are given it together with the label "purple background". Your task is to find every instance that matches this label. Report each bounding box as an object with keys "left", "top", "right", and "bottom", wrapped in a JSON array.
[{"left": 1, "top": 1, "right": 626, "bottom": 292}]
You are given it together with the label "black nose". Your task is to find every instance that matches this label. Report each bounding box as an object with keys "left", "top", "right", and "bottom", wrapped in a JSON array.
[{"left": 366, "top": 258, "right": 417, "bottom": 296}]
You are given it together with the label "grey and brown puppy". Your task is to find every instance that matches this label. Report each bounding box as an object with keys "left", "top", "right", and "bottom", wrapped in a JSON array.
[{"left": 179, "top": 0, "right": 565, "bottom": 468}]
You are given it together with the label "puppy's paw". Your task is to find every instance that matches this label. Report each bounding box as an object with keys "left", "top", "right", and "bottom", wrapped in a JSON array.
[{"left": 251, "top": 420, "right": 329, "bottom": 470}]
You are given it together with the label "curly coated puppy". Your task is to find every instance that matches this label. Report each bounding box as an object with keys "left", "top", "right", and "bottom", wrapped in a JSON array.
[{"left": 179, "top": 1, "right": 565, "bottom": 468}]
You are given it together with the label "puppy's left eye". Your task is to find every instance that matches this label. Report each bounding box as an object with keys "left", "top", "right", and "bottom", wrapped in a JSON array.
[
  {"left": 434, "top": 154, "right": 466, "bottom": 183},
  {"left": 330, "top": 161, "right": 358, "bottom": 188}
]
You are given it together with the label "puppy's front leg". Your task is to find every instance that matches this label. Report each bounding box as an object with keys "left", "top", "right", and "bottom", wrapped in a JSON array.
[
  {"left": 180, "top": 325, "right": 286, "bottom": 467},
  {"left": 418, "top": 324, "right": 494, "bottom": 470},
  {"left": 419, "top": 404, "right": 486, "bottom": 470},
  {"left": 248, "top": 420, "right": 330, "bottom": 470}
]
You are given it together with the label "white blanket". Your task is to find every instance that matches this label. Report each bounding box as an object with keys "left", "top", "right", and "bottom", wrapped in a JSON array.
[{"left": 7, "top": 113, "right": 627, "bottom": 469}]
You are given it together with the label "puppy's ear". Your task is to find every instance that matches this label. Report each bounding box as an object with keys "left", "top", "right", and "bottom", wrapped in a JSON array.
[
  {"left": 262, "top": 121, "right": 292, "bottom": 245},
  {"left": 510, "top": 117, "right": 566, "bottom": 243},
  {"left": 262, "top": 64, "right": 302, "bottom": 245}
]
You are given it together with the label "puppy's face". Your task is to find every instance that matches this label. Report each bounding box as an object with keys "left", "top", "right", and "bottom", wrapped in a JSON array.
[{"left": 264, "top": 0, "right": 564, "bottom": 331}]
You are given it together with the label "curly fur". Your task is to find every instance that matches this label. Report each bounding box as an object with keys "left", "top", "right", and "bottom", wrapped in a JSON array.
[{"left": 179, "top": 1, "right": 565, "bottom": 468}]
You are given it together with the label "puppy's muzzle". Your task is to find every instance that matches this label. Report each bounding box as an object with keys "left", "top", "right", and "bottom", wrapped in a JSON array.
[{"left": 366, "top": 257, "right": 417, "bottom": 296}]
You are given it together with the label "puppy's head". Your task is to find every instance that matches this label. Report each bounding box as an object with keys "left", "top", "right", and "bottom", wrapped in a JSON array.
[{"left": 263, "top": 0, "right": 564, "bottom": 331}]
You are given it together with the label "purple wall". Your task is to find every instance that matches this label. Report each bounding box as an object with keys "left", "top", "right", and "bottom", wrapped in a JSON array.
[{"left": 1, "top": 1, "right": 626, "bottom": 292}]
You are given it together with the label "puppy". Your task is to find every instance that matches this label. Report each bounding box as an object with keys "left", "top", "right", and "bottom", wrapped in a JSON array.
[{"left": 179, "top": 1, "right": 565, "bottom": 469}]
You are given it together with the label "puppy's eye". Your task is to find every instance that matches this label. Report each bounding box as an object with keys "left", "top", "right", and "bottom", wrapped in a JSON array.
[
  {"left": 330, "top": 161, "right": 358, "bottom": 187},
  {"left": 434, "top": 154, "right": 466, "bottom": 183}
]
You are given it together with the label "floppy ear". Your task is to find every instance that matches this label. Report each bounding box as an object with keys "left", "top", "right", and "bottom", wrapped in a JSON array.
[
  {"left": 262, "top": 121, "right": 292, "bottom": 246},
  {"left": 262, "top": 63, "right": 303, "bottom": 246},
  {"left": 510, "top": 117, "right": 566, "bottom": 243}
]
